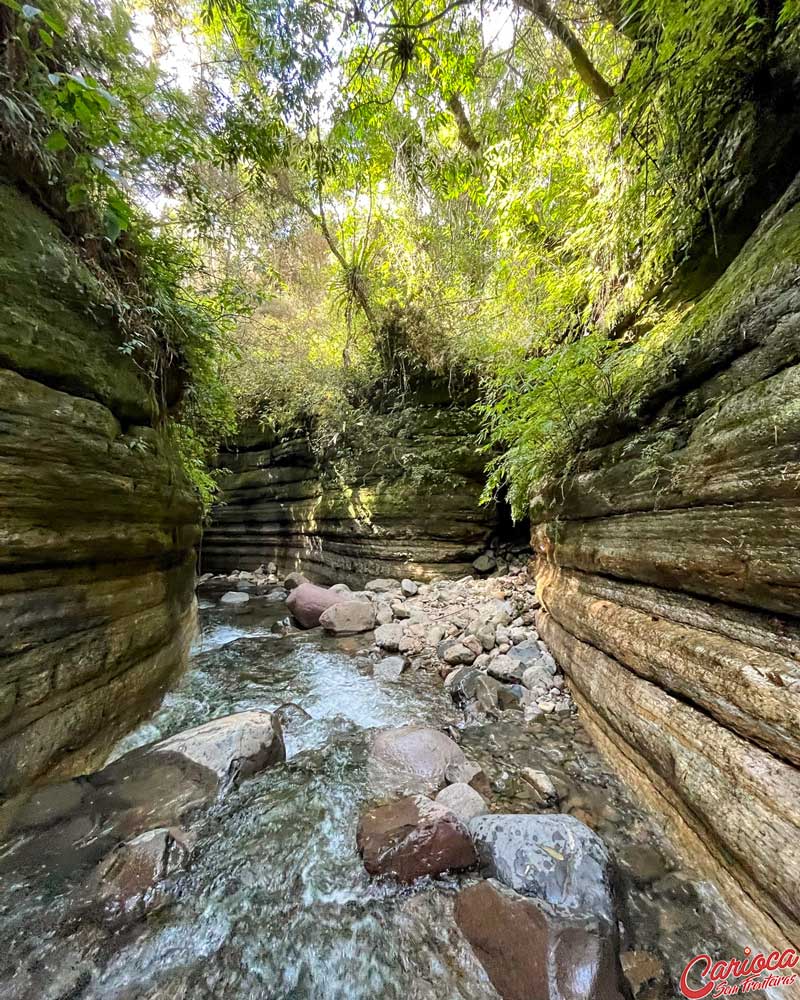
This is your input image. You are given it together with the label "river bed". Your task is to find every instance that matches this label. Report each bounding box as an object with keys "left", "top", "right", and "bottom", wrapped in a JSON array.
[{"left": 0, "top": 588, "right": 749, "bottom": 999}]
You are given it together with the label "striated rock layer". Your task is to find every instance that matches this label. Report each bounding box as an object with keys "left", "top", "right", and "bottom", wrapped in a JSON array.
[
  {"left": 203, "top": 410, "right": 495, "bottom": 583},
  {"left": 0, "top": 184, "right": 200, "bottom": 799},
  {"left": 532, "top": 180, "right": 800, "bottom": 953}
]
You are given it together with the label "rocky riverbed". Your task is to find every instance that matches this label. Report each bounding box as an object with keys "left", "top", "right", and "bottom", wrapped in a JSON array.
[{"left": 0, "top": 567, "right": 755, "bottom": 999}]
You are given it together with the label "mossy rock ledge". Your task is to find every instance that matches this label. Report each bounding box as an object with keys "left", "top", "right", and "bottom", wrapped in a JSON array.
[
  {"left": 532, "top": 176, "right": 800, "bottom": 953},
  {"left": 203, "top": 407, "right": 495, "bottom": 584},
  {"left": 0, "top": 184, "right": 201, "bottom": 799}
]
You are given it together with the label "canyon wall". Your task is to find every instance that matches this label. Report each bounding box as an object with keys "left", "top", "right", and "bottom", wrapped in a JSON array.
[
  {"left": 0, "top": 184, "right": 200, "bottom": 799},
  {"left": 203, "top": 408, "right": 496, "bottom": 584},
  {"left": 533, "top": 178, "right": 800, "bottom": 952}
]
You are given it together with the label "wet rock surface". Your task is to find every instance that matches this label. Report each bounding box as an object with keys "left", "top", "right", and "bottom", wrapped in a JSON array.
[
  {"left": 357, "top": 795, "right": 477, "bottom": 882},
  {"left": 455, "top": 879, "right": 625, "bottom": 1000},
  {"left": 0, "top": 574, "right": 754, "bottom": 999}
]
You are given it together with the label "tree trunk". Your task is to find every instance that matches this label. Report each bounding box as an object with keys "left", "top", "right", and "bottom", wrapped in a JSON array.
[{"left": 515, "top": 0, "right": 615, "bottom": 103}]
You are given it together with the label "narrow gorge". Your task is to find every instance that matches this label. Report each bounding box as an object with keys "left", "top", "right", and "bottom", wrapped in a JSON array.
[{"left": 2, "top": 1, "right": 800, "bottom": 998}]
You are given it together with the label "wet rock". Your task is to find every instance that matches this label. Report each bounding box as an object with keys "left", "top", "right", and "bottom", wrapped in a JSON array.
[
  {"left": 401, "top": 578, "right": 419, "bottom": 597},
  {"left": 507, "top": 639, "right": 546, "bottom": 667},
  {"left": 616, "top": 844, "right": 668, "bottom": 886},
  {"left": 273, "top": 702, "right": 312, "bottom": 730},
  {"left": 365, "top": 578, "right": 401, "bottom": 593},
  {"left": 357, "top": 795, "right": 477, "bottom": 882},
  {"left": 455, "top": 879, "right": 625, "bottom": 1000},
  {"left": 374, "top": 656, "right": 406, "bottom": 682},
  {"left": 319, "top": 600, "right": 376, "bottom": 634},
  {"left": 520, "top": 768, "right": 559, "bottom": 807},
  {"left": 434, "top": 782, "right": 488, "bottom": 823},
  {"left": 487, "top": 654, "right": 526, "bottom": 683},
  {"left": 444, "top": 665, "right": 482, "bottom": 708},
  {"left": 287, "top": 582, "right": 352, "bottom": 629},
  {"left": 149, "top": 710, "right": 286, "bottom": 789},
  {"left": 497, "top": 683, "right": 526, "bottom": 710},
  {"left": 375, "top": 622, "right": 405, "bottom": 651},
  {"left": 475, "top": 674, "right": 500, "bottom": 715},
  {"left": 7, "top": 713, "right": 285, "bottom": 888},
  {"left": 368, "top": 725, "right": 468, "bottom": 795},
  {"left": 473, "top": 553, "right": 497, "bottom": 574},
  {"left": 93, "top": 826, "right": 191, "bottom": 921},
  {"left": 11, "top": 780, "right": 85, "bottom": 828},
  {"left": 445, "top": 760, "right": 493, "bottom": 798},
  {"left": 220, "top": 590, "right": 250, "bottom": 605},
  {"left": 468, "top": 814, "right": 616, "bottom": 925},
  {"left": 621, "top": 950, "right": 664, "bottom": 997},
  {"left": 283, "top": 571, "right": 308, "bottom": 591}
]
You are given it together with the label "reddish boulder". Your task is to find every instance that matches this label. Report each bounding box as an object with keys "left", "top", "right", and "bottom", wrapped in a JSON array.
[
  {"left": 357, "top": 795, "right": 477, "bottom": 882},
  {"left": 92, "top": 826, "right": 192, "bottom": 922},
  {"left": 455, "top": 879, "right": 624, "bottom": 1000},
  {"left": 287, "top": 582, "right": 352, "bottom": 628}
]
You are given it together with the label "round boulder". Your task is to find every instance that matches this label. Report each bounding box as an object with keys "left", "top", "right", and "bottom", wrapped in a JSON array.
[
  {"left": 368, "top": 725, "right": 468, "bottom": 795},
  {"left": 434, "top": 782, "right": 488, "bottom": 823},
  {"left": 287, "top": 581, "right": 352, "bottom": 628},
  {"left": 357, "top": 795, "right": 477, "bottom": 882},
  {"left": 468, "top": 813, "right": 615, "bottom": 924},
  {"left": 319, "top": 600, "right": 376, "bottom": 634}
]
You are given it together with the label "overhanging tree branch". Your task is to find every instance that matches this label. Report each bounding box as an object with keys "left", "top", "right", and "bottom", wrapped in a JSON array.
[
  {"left": 447, "top": 93, "right": 481, "bottom": 153},
  {"left": 514, "top": 0, "right": 615, "bottom": 102}
]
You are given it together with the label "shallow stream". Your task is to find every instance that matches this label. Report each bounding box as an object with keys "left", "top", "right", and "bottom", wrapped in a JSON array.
[{"left": 0, "top": 589, "right": 747, "bottom": 999}]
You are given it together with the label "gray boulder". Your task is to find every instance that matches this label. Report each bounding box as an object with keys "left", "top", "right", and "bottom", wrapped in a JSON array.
[
  {"left": 374, "top": 622, "right": 404, "bottom": 651},
  {"left": 374, "top": 655, "right": 406, "bottom": 682},
  {"left": 368, "top": 725, "right": 468, "bottom": 795},
  {"left": 472, "top": 553, "right": 497, "bottom": 574},
  {"left": 467, "top": 813, "right": 615, "bottom": 925},
  {"left": 283, "top": 571, "right": 308, "bottom": 591},
  {"left": 487, "top": 654, "right": 526, "bottom": 683},
  {"left": 522, "top": 663, "right": 554, "bottom": 692},
  {"left": 439, "top": 640, "right": 477, "bottom": 666},
  {"left": 151, "top": 710, "right": 286, "bottom": 789},
  {"left": 401, "top": 578, "right": 418, "bottom": 596},
  {"left": 319, "top": 600, "right": 376, "bottom": 634},
  {"left": 435, "top": 782, "right": 488, "bottom": 823},
  {"left": 365, "top": 577, "right": 401, "bottom": 593},
  {"left": 507, "top": 638, "right": 546, "bottom": 667},
  {"left": 220, "top": 590, "right": 250, "bottom": 605}
]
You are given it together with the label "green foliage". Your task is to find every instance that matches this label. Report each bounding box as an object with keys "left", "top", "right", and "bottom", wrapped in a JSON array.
[
  {"left": 0, "top": 0, "right": 238, "bottom": 508},
  {"left": 4, "top": 0, "right": 794, "bottom": 516}
]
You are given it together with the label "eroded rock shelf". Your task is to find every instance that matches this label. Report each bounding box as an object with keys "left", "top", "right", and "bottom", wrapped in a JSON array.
[
  {"left": 532, "top": 178, "right": 800, "bottom": 956},
  {"left": 0, "top": 184, "right": 200, "bottom": 798}
]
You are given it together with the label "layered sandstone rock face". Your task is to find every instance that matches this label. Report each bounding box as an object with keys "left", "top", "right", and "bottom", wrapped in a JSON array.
[
  {"left": 203, "top": 409, "right": 494, "bottom": 583},
  {"left": 0, "top": 185, "right": 200, "bottom": 798},
  {"left": 533, "top": 180, "right": 800, "bottom": 952}
]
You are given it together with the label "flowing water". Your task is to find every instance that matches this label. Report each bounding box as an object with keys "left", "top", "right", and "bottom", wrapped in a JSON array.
[{"left": 0, "top": 590, "right": 747, "bottom": 999}]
